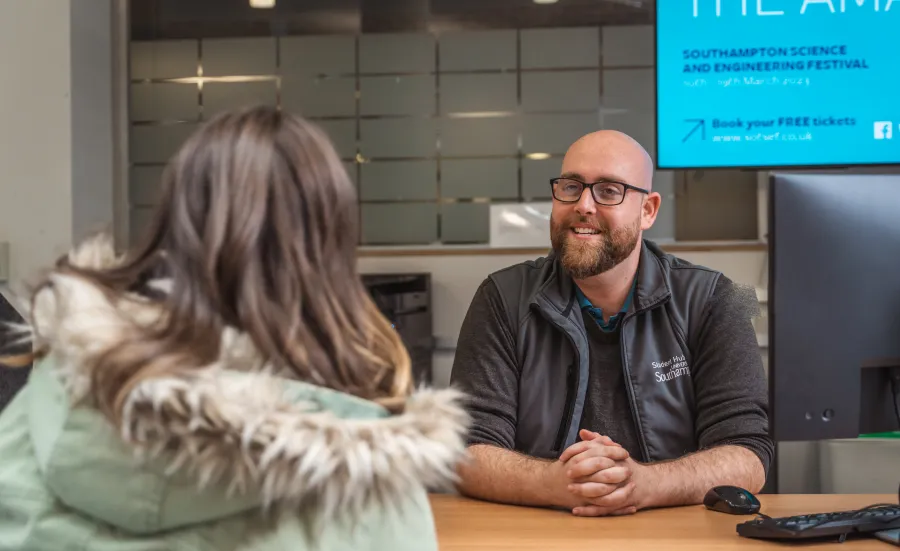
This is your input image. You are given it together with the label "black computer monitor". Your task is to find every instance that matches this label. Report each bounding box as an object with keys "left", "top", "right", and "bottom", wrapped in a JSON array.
[{"left": 768, "top": 173, "right": 900, "bottom": 442}]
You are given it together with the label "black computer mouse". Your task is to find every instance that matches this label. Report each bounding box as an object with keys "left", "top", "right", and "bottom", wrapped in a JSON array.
[{"left": 703, "top": 485, "right": 761, "bottom": 515}]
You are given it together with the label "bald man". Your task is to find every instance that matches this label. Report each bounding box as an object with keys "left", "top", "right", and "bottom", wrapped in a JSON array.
[{"left": 450, "top": 131, "right": 772, "bottom": 516}]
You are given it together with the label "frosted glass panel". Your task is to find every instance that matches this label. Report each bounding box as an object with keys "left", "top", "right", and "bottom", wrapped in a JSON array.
[
  {"left": 442, "top": 159, "right": 518, "bottom": 199},
  {"left": 440, "top": 74, "right": 517, "bottom": 114},
  {"left": 442, "top": 203, "right": 489, "bottom": 243},
  {"left": 602, "top": 68, "right": 653, "bottom": 111},
  {"left": 522, "top": 114, "right": 599, "bottom": 155},
  {"left": 315, "top": 119, "right": 357, "bottom": 159},
  {"left": 360, "top": 76, "right": 435, "bottom": 116},
  {"left": 360, "top": 119, "right": 436, "bottom": 158},
  {"left": 440, "top": 117, "right": 518, "bottom": 157},
  {"left": 603, "top": 112, "right": 656, "bottom": 161},
  {"left": 602, "top": 25, "right": 654, "bottom": 68},
  {"left": 131, "top": 40, "right": 198, "bottom": 79},
  {"left": 130, "top": 124, "right": 197, "bottom": 164},
  {"left": 281, "top": 77, "right": 356, "bottom": 117},
  {"left": 359, "top": 33, "right": 434, "bottom": 73},
  {"left": 522, "top": 158, "right": 559, "bottom": 200},
  {"left": 439, "top": 30, "right": 516, "bottom": 71},
  {"left": 522, "top": 71, "right": 599, "bottom": 111},
  {"left": 361, "top": 204, "right": 437, "bottom": 245},
  {"left": 360, "top": 161, "right": 437, "bottom": 201},
  {"left": 521, "top": 27, "right": 599, "bottom": 69},
  {"left": 280, "top": 35, "right": 355, "bottom": 76},
  {"left": 201, "top": 38, "right": 276, "bottom": 76},
  {"left": 129, "top": 166, "right": 165, "bottom": 207},
  {"left": 644, "top": 170, "right": 675, "bottom": 242},
  {"left": 130, "top": 83, "right": 198, "bottom": 122},
  {"left": 203, "top": 81, "right": 277, "bottom": 117},
  {"left": 129, "top": 207, "right": 156, "bottom": 245}
]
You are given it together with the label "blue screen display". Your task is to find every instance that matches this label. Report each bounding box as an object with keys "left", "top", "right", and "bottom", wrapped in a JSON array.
[{"left": 656, "top": 1, "right": 900, "bottom": 169}]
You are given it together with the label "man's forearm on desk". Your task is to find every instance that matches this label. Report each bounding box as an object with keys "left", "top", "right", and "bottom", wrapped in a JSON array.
[
  {"left": 637, "top": 444, "right": 766, "bottom": 510},
  {"left": 456, "top": 444, "right": 572, "bottom": 508}
]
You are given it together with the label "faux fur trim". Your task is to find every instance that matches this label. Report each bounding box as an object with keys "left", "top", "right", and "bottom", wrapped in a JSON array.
[
  {"left": 123, "top": 375, "right": 468, "bottom": 522},
  {"left": 20, "top": 235, "right": 470, "bottom": 523}
]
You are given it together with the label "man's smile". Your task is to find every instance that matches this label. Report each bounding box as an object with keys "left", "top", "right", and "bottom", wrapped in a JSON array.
[{"left": 570, "top": 225, "right": 602, "bottom": 239}]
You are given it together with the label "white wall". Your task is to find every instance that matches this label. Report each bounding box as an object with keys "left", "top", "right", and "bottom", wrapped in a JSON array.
[
  {"left": 0, "top": 2, "right": 74, "bottom": 295},
  {"left": 0, "top": 0, "right": 118, "bottom": 301},
  {"left": 70, "top": 0, "right": 117, "bottom": 244}
]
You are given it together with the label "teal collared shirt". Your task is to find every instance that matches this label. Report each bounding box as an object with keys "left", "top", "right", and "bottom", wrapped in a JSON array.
[{"left": 574, "top": 278, "right": 637, "bottom": 333}]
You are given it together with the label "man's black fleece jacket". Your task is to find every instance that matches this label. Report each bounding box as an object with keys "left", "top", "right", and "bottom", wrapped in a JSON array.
[{"left": 449, "top": 275, "right": 774, "bottom": 475}]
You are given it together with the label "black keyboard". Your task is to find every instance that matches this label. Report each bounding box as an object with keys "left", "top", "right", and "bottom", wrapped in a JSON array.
[{"left": 737, "top": 504, "right": 900, "bottom": 542}]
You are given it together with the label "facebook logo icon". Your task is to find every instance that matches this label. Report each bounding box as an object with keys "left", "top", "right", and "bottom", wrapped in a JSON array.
[{"left": 874, "top": 122, "right": 893, "bottom": 140}]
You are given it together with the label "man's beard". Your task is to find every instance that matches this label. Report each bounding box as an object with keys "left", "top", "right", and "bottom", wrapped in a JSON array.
[{"left": 550, "top": 215, "right": 641, "bottom": 279}]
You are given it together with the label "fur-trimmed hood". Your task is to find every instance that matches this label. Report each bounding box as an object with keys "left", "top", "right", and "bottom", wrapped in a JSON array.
[{"left": 13, "top": 236, "right": 470, "bottom": 535}]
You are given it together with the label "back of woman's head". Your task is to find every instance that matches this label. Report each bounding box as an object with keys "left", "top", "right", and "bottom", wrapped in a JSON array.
[{"left": 19, "top": 106, "right": 411, "bottom": 420}]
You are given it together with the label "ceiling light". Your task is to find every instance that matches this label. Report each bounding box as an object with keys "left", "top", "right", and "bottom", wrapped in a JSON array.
[
  {"left": 526, "top": 152, "right": 552, "bottom": 160},
  {"left": 533, "top": 0, "right": 559, "bottom": 4},
  {"left": 250, "top": 0, "right": 275, "bottom": 8}
]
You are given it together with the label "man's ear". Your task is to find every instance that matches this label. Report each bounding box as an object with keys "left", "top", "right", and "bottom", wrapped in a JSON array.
[{"left": 641, "top": 192, "right": 661, "bottom": 231}]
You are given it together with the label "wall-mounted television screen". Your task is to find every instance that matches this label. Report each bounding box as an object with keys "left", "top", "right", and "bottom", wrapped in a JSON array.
[{"left": 655, "top": 1, "right": 899, "bottom": 169}]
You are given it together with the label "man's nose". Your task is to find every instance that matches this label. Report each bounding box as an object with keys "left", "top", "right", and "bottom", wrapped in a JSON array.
[{"left": 575, "top": 188, "right": 597, "bottom": 215}]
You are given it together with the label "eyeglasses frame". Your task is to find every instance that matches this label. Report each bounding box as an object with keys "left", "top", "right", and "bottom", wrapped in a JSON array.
[{"left": 549, "top": 177, "right": 650, "bottom": 206}]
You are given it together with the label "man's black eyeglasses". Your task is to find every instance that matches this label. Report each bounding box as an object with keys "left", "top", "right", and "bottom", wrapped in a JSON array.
[{"left": 549, "top": 177, "right": 649, "bottom": 206}]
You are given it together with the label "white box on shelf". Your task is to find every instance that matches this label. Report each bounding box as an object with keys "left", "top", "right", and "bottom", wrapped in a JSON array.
[{"left": 489, "top": 202, "right": 552, "bottom": 249}]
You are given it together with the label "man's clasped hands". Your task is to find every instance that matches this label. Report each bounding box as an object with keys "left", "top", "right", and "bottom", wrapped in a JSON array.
[{"left": 549, "top": 429, "right": 653, "bottom": 517}]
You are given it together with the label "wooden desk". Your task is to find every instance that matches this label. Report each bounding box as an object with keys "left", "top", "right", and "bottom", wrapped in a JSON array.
[{"left": 431, "top": 494, "right": 896, "bottom": 550}]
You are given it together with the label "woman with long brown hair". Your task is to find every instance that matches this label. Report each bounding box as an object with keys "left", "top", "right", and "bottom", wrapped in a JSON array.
[{"left": 0, "top": 105, "right": 468, "bottom": 550}]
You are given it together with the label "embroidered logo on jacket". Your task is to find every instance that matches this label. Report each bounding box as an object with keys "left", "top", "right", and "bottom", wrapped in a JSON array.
[{"left": 652, "top": 355, "right": 690, "bottom": 383}]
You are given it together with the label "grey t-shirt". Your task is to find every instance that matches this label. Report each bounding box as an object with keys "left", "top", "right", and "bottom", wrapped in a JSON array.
[{"left": 577, "top": 308, "right": 642, "bottom": 458}]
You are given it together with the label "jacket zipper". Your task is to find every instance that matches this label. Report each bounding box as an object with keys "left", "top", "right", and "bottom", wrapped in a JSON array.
[
  {"left": 539, "top": 307, "right": 582, "bottom": 454},
  {"left": 553, "top": 361, "right": 577, "bottom": 452},
  {"left": 619, "top": 313, "right": 651, "bottom": 462}
]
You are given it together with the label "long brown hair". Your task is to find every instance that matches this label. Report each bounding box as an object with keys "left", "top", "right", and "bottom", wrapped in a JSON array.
[{"left": 4, "top": 105, "right": 411, "bottom": 421}]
